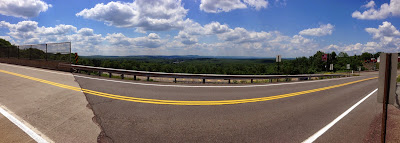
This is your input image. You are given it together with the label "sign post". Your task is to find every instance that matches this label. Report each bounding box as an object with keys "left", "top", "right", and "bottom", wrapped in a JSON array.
[
  {"left": 377, "top": 53, "right": 398, "bottom": 143},
  {"left": 74, "top": 53, "right": 79, "bottom": 64},
  {"left": 276, "top": 55, "right": 281, "bottom": 73},
  {"left": 329, "top": 64, "right": 333, "bottom": 71}
]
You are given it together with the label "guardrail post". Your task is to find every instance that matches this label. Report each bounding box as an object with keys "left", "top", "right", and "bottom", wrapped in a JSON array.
[
  {"left": 109, "top": 73, "right": 112, "bottom": 78},
  {"left": 251, "top": 79, "right": 253, "bottom": 83},
  {"left": 121, "top": 74, "right": 124, "bottom": 79},
  {"left": 203, "top": 79, "right": 205, "bottom": 84},
  {"left": 134, "top": 75, "right": 136, "bottom": 80},
  {"left": 147, "top": 76, "right": 150, "bottom": 81},
  {"left": 174, "top": 78, "right": 177, "bottom": 83}
]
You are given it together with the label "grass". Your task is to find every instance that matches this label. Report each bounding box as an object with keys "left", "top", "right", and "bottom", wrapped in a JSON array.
[{"left": 397, "top": 75, "right": 400, "bottom": 82}]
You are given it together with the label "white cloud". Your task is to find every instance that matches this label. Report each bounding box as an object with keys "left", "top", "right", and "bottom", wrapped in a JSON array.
[
  {"left": 299, "top": 24, "right": 334, "bottom": 36},
  {"left": 204, "top": 22, "right": 230, "bottom": 34},
  {"left": 363, "top": 1, "right": 375, "bottom": 8},
  {"left": 0, "top": 0, "right": 52, "bottom": 18},
  {"left": 76, "top": 0, "right": 188, "bottom": 32},
  {"left": 200, "top": 0, "right": 247, "bottom": 13},
  {"left": 365, "top": 21, "right": 400, "bottom": 45},
  {"left": 0, "top": 20, "right": 105, "bottom": 55},
  {"left": 200, "top": 0, "right": 268, "bottom": 13},
  {"left": 324, "top": 22, "right": 400, "bottom": 55},
  {"left": 365, "top": 21, "right": 400, "bottom": 39},
  {"left": 106, "top": 33, "right": 164, "bottom": 48},
  {"left": 243, "top": 0, "right": 268, "bottom": 10},
  {"left": 352, "top": 0, "right": 400, "bottom": 20}
]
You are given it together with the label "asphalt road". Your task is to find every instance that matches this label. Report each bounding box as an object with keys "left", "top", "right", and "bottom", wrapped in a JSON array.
[{"left": 73, "top": 73, "right": 381, "bottom": 143}]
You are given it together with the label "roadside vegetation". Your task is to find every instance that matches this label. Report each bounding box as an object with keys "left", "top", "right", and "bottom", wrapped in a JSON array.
[{"left": 76, "top": 51, "right": 380, "bottom": 75}]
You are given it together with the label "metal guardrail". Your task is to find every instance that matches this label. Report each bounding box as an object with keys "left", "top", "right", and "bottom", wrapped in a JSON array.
[{"left": 62, "top": 64, "right": 345, "bottom": 83}]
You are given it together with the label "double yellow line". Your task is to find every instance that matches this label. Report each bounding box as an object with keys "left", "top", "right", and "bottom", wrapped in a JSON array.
[{"left": 0, "top": 69, "right": 377, "bottom": 105}]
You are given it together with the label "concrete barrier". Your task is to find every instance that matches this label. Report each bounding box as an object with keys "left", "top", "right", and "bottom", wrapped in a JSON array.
[{"left": 0, "top": 58, "right": 70, "bottom": 71}]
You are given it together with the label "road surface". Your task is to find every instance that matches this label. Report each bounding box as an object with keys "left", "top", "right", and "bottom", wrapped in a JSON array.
[
  {"left": 73, "top": 73, "right": 380, "bottom": 142},
  {"left": 0, "top": 63, "right": 383, "bottom": 142}
]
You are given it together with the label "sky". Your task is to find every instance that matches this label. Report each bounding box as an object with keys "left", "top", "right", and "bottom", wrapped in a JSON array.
[{"left": 0, "top": 0, "right": 399, "bottom": 57}]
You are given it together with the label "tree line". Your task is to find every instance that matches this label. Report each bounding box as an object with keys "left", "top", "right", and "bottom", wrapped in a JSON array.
[{"left": 76, "top": 51, "right": 380, "bottom": 75}]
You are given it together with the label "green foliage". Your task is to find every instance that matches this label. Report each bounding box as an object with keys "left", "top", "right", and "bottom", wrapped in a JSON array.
[
  {"left": 0, "top": 38, "right": 11, "bottom": 47},
  {"left": 74, "top": 51, "right": 372, "bottom": 75}
]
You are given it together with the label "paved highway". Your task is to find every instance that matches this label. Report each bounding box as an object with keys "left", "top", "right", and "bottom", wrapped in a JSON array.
[
  {"left": 0, "top": 63, "right": 382, "bottom": 142},
  {"left": 72, "top": 73, "right": 380, "bottom": 142}
]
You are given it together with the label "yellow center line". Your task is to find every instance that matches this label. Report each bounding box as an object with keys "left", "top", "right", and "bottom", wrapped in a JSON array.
[{"left": 0, "top": 69, "right": 377, "bottom": 105}]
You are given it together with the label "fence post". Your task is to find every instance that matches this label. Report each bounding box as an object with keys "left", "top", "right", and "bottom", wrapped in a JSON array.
[
  {"left": 251, "top": 79, "right": 253, "bottom": 83},
  {"left": 7, "top": 46, "right": 9, "bottom": 58},
  {"left": 98, "top": 71, "right": 102, "bottom": 76},
  {"left": 121, "top": 74, "right": 124, "bottom": 79},
  {"left": 147, "top": 76, "right": 150, "bottom": 81},
  {"left": 134, "top": 75, "right": 136, "bottom": 80},
  {"left": 109, "top": 73, "right": 112, "bottom": 78},
  {"left": 203, "top": 79, "right": 206, "bottom": 84},
  {"left": 69, "top": 42, "right": 71, "bottom": 64},
  {"left": 29, "top": 45, "right": 32, "bottom": 60},
  {"left": 228, "top": 79, "right": 231, "bottom": 84},
  {"left": 174, "top": 78, "right": 177, "bottom": 83}
]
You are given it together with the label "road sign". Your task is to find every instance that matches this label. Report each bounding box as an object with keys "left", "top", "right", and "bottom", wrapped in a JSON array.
[
  {"left": 276, "top": 55, "right": 281, "bottom": 62},
  {"left": 74, "top": 53, "right": 79, "bottom": 64},
  {"left": 346, "top": 64, "right": 350, "bottom": 70},
  {"left": 329, "top": 64, "right": 333, "bottom": 71},
  {"left": 322, "top": 54, "right": 328, "bottom": 62}
]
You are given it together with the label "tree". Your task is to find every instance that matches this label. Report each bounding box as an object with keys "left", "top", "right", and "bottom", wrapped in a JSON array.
[{"left": 0, "top": 38, "right": 11, "bottom": 47}]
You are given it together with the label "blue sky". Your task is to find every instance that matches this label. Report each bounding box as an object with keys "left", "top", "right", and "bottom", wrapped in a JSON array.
[{"left": 0, "top": 0, "right": 399, "bottom": 57}]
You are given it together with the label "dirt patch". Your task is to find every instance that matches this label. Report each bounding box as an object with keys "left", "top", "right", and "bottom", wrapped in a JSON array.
[
  {"left": 387, "top": 105, "right": 400, "bottom": 143},
  {"left": 364, "top": 105, "right": 400, "bottom": 143}
]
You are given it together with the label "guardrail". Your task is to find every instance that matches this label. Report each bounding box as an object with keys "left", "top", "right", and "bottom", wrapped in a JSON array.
[{"left": 61, "top": 64, "right": 345, "bottom": 84}]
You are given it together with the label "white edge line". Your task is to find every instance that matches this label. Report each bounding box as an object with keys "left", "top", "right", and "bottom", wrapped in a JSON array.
[
  {"left": 0, "top": 62, "right": 358, "bottom": 88},
  {"left": 0, "top": 105, "right": 52, "bottom": 143},
  {"left": 302, "top": 88, "right": 378, "bottom": 143}
]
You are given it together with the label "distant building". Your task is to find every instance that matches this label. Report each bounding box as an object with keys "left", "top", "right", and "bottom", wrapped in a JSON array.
[{"left": 376, "top": 56, "right": 400, "bottom": 63}]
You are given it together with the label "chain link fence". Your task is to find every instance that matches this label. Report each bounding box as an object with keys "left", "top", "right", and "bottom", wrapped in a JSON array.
[{"left": 0, "top": 42, "right": 71, "bottom": 63}]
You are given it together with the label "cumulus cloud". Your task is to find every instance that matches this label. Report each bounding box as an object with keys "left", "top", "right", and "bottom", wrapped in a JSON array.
[
  {"left": 243, "top": 0, "right": 268, "bottom": 10},
  {"left": 106, "top": 33, "right": 164, "bottom": 48},
  {"left": 324, "top": 22, "right": 400, "bottom": 55},
  {"left": 204, "top": 22, "right": 230, "bottom": 34},
  {"left": 200, "top": 0, "right": 268, "bottom": 13},
  {"left": 0, "top": 0, "right": 52, "bottom": 18},
  {"left": 365, "top": 21, "right": 400, "bottom": 46},
  {"left": 0, "top": 20, "right": 105, "bottom": 55},
  {"left": 352, "top": 0, "right": 400, "bottom": 20},
  {"left": 299, "top": 24, "right": 334, "bottom": 36},
  {"left": 76, "top": 0, "right": 188, "bottom": 32}
]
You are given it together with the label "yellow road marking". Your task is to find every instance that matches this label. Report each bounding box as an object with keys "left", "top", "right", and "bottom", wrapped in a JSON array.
[{"left": 0, "top": 69, "right": 377, "bottom": 105}]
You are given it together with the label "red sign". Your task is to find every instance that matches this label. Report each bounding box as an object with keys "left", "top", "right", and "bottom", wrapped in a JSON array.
[{"left": 322, "top": 54, "right": 328, "bottom": 62}]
